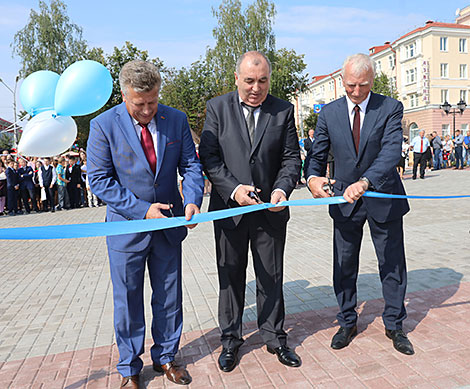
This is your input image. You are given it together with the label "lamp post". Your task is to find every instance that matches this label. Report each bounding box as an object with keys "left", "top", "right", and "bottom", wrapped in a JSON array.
[
  {"left": 0, "top": 75, "right": 20, "bottom": 155},
  {"left": 440, "top": 99, "right": 467, "bottom": 137}
]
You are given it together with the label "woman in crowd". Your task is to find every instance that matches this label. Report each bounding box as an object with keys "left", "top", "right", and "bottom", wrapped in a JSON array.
[
  {"left": 443, "top": 135, "right": 453, "bottom": 168},
  {"left": 32, "top": 160, "right": 43, "bottom": 212},
  {"left": 0, "top": 160, "right": 7, "bottom": 216}
]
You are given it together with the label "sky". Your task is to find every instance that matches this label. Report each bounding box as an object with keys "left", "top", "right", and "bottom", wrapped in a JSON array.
[{"left": 0, "top": 0, "right": 468, "bottom": 123}]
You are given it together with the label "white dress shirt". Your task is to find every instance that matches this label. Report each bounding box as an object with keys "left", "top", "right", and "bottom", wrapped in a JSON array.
[
  {"left": 38, "top": 164, "right": 57, "bottom": 187},
  {"left": 345, "top": 92, "right": 371, "bottom": 133}
]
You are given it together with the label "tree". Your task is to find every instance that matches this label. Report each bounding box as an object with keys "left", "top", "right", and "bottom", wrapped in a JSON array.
[
  {"left": 11, "top": 0, "right": 88, "bottom": 76},
  {"left": 207, "top": 0, "right": 276, "bottom": 93},
  {"left": 303, "top": 109, "right": 319, "bottom": 134},
  {"left": 372, "top": 72, "right": 398, "bottom": 99},
  {"left": 0, "top": 133, "right": 13, "bottom": 150}
]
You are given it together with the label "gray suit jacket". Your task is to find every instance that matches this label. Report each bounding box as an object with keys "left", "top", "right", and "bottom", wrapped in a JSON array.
[{"left": 199, "top": 91, "right": 301, "bottom": 230}]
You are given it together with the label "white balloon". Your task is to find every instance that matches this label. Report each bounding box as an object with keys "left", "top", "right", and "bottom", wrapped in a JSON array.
[{"left": 18, "top": 110, "right": 77, "bottom": 157}]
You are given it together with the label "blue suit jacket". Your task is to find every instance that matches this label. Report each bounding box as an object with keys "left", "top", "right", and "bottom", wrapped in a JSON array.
[
  {"left": 87, "top": 102, "right": 204, "bottom": 252},
  {"left": 18, "top": 166, "right": 35, "bottom": 190},
  {"left": 306, "top": 92, "right": 409, "bottom": 223},
  {"left": 5, "top": 167, "right": 19, "bottom": 189}
]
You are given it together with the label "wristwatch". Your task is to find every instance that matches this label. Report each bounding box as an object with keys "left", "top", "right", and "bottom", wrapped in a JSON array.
[{"left": 358, "top": 177, "right": 371, "bottom": 189}]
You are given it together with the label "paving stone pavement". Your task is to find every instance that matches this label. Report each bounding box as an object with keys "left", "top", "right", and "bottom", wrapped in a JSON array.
[{"left": 0, "top": 167, "right": 469, "bottom": 388}]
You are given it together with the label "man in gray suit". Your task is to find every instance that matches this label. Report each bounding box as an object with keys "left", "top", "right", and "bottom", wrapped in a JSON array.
[{"left": 199, "top": 51, "right": 301, "bottom": 372}]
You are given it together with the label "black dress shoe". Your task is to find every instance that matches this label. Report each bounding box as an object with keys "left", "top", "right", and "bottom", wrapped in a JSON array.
[
  {"left": 267, "top": 345, "right": 301, "bottom": 367},
  {"left": 218, "top": 347, "right": 239, "bottom": 372},
  {"left": 331, "top": 325, "right": 357, "bottom": 349},
  {"left": 385, "top": 329, "right": 414, "bottom": 355}
]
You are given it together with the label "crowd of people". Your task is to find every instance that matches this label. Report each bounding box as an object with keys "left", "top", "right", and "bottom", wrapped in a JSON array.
[{"left": 0, "top": 149, "right": 101, "bottom": 216}]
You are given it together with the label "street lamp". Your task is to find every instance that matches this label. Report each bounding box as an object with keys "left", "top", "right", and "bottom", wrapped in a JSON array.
[
  {"left": 440, "top": 99, "right": 467, "bottom": 137},
  {"left": 0, "top": 75, "right": 20, "bottom": 155}
]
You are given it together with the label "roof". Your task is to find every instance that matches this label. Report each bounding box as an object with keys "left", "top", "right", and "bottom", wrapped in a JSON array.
[
  {"left": 0, "top": 117, "right": 12, "bottom": 131},
  {"left": 369, "top": 43, "right": 391, "bottom": 55},
  {"left": 394, "top": 21, "right": 470, "bottom": 44}
]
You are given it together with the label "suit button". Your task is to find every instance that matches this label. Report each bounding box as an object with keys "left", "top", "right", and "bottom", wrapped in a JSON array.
[
  {"left": 250, "top": 159, "right": 255, "bottom": 164},
  {"left": 356, "top": 164, "right": 360, "bottom": 168},
  {"left": 154, "top": 183, "right": 158, "bottom": 188}
]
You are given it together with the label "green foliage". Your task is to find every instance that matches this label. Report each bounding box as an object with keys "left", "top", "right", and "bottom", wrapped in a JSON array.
[
  {"left": 271, "top": 48, "right": 308, "bottom": 101},
  {"left": 11, "top": 0, "right": 88, "bottom": 76},
  {"left": 0, "top": 133, "right": 13, "bottom": 150},
  {"left": 372, "top": 72, "right": 398, "bottom": 99},
  {"left": 303, "top": 109, "right": 319, "bottom": 134}
]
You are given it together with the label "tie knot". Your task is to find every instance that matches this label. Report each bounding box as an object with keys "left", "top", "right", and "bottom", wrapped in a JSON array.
[
  {"left": 138, "top": 122, "right": 148, "bottom": 129},
  {"left": 241, "top": 102, "right": 260, "bottom": 113},
  {"left": 354, "top": 105, "right": 360, "bottom": 113}
]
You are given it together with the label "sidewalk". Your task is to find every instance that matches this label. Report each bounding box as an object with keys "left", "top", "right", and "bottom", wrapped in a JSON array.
[{"left": 0, "top": 167, "right": 469, "bottom": 388}]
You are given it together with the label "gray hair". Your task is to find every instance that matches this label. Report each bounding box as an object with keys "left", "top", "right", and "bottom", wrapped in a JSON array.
[
  {"left": 341, "top": 53, "right": 376, "bottom": 79},
  {"left": 236, "top": 51, "right": 272, "bottom": 75},
  {"left": 119, "top": 60, "right": 162, "bottom": 95}
]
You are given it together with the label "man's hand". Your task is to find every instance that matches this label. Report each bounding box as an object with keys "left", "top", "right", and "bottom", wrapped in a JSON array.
[
  {"left": 145, "top": 202, "right": 171, "bottom": 219},
  {"left": 307, "top": 177, "right": 336, "bottom": 198},
  {"left": 50, "top": 184, "right": 55, "bottom": 189},
  {"left": 343, "top": 180, "right": 368, "bottom": 204},
  {"left": 268, "top": 190, "right": 287, "bottom": 212},
  {"left": 234, "top": 185, "right": 262, "bottom": 206},
  {"left": 184, "top": 203, "right": 200, "bottom": 229}
]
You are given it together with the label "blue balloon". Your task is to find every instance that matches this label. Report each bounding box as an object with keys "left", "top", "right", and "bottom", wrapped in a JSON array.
[
  {"left": 19, "top": 70, "right": 60, "bottom": 116},
  {"left": 54, "top": 60, "right": 113, "bottom": 117}
]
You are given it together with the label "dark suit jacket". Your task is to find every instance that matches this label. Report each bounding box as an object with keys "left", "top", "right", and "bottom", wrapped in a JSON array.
[
  {"left": 199, "top": 91, "right": 301, "bottom": 230},
  {"left": 5, "top": 167, "right": 19, "bottom": 189},
  {"left": 306, "top": 92, "right": 409, "bottom": 223},
  {"left": 66, "top": 164, "right": 82, "bottom": 186},
  {"left": 304, "top": 137, "right": 314, "bottom": 153},
  {"left": 18, "top": 166, "right": 35, "bottom": 190}
]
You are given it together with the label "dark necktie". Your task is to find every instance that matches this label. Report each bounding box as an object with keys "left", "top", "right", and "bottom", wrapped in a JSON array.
[
  {"left": 139, "top": 123, "right": 157, "bottom": 174},
  {"left": 352, "top": 105, "right": 361, "bottom": 154},
  {"left": 242, "top": 103, "right": 258, "bottom": 144}
]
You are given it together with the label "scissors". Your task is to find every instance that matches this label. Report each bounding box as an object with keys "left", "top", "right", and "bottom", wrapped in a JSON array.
[
  {"left": 322, "top": 177, "right": 333, "bottom": 196},
  {"left": 167, "top": 201, "right": 175, "bottom": 217},
  {"left": 249, "top": 187, "right": 262, "bottom": 203}
]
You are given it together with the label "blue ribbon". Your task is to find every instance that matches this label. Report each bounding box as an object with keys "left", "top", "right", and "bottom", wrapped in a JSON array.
[{"left": 1, "top": 192, "right": 469, "bottom": 240}]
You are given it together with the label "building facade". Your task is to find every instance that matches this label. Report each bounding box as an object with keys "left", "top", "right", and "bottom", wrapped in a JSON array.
[{"left": 294, "top": 6, "right": 470, "bottom": 141}]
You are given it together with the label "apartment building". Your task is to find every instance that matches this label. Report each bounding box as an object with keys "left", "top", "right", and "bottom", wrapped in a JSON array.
[{"left": 294, "top": 6, "right": 470, "bottom": 140}]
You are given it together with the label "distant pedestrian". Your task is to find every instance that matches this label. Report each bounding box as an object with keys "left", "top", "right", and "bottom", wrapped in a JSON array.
[
  {"left": 18, "top": 158, "right": 38, "bottom": 213},
  {"left": 431, "top": 131, "right": 442, "bottom": 170},
  {"left": 464, "top": 130, "right": 470, "bottom": 166},
  {"left": 453, "top": 130, "right": 464, "bottom": 169},
  {"left": 5, "top": 160, "right": 20, "bottom": 215},
  {"left": 56, "top": 157, "right": 70, "bottom": 210},
  {"left": 442, "top": 135, "right": 453, "bottom": 168},
  {"left": 0, "top": 162, "right": 6, "bottom": 216},
  {"left": 397, "top": 137, "right": 409, "bottom": 179},
  {"left": 38, "top": 157, "right": 57, "bottom": 212},
  {"left": 410, "top": 129, "right": 430, "bottom": 179}
]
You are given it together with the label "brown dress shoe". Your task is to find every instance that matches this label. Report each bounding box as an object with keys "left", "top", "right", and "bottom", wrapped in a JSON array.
[
  {"left": 120, "top": 374, "right": 140, "bottom": 388},
  {"left": 153, "top": 361, "right": 192, "bottom": 385}
]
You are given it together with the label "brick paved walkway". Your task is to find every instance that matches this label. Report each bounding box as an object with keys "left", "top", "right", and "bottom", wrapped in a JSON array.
[{"left": 0, "top": 167, "right": 469, "bottom": 388}]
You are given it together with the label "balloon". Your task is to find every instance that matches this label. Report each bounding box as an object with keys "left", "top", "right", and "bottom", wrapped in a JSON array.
[
  {"left": 54, "top": 60, "right": 113, "bottom": 116},
  {"left": 18, "top": 110, "right": 77, "bottom": 157},
  {"left": 19, "top": 71, "right": 60, "bottom": 116}
]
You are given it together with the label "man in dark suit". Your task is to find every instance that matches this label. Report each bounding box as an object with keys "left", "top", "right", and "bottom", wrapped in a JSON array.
[
  {"left": 306, "top": 53, "right": 413, "bottom": 356},
  {"left": 199, "top": 51, "right": 302, "bottom": 372},
  {"left": 303, "top": 129, "right": 315, "bottom": 154},
  {"left": 66, "top": 155, "right": 82, "bottom": 208},
  {"left": 5, "top": 160, "right": 20, "bottom": 215},
  {"left": 18, "top": 158, "right": 38, "bottom": 213},
  {"left": 87, "top": 60, "right": 204, "bottom": 388}
]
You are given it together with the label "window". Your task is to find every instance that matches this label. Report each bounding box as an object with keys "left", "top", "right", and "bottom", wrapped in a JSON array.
[
  {"left": 409, "top": 123, "right": 419, "bottom": 140},
  {"left": 460, "top": 90, "right": 467, "bottom": 102},
  {"left": 410, "top": 94, "right": 418, "bottom": 108},
  {"left": 460, "top": 64, "right": 467, "bottom": 79},
  {"left": 320, "top": 85, "right": 325, "bottom": 93},
  {"left": 389, "top": 55, "right": 395, "bottom": 68},
  {"left": 405, "top": 43, "right": 416, "bottom": 58},
  {"left": 442, "top": 124, "right": 450, "bottom": 136},
  {"left": 338, "top": 78, "right": 343, "bottom": 88},
  {"left": 440, "top": 63, "right": 449, "bottom": 78},
  {"left": 406, "top": 68, "right": 416, "bottom": 84},
  {"left": 377, "top": 61, "right": 382, "bottom": 72},
  {"left": 440, "top": 37, "right": 448, "bottom": 51},
  {"left": 441, "top": 89, "right": 449, "bottom": 104},
  {"left": 329, "top": 80, "right": 334, "bottom": 91},
  {"left": 459, "top": 38, "right": 467, "bottom": 53}
]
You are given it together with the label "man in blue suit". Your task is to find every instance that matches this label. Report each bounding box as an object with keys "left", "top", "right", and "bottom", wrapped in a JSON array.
[
  {"left": 18, "top": 158, "right": 38, "bottom": 213},
  {"left": 306, "top": 54, "right": 414, "bottom": 356},
  {"left": 87, "top": 60, "right": 204, "bottom": 388}
]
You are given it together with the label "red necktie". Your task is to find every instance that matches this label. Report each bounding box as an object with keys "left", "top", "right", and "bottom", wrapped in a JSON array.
[
  {"left": 420, "top": 138, "right": 423, "bottom": 153},
  {"left": 139, "top": 123, "right": 156, "bottom": 174},
  {"left": 353, "top": 105, "right": 361, "bottom": 153}
]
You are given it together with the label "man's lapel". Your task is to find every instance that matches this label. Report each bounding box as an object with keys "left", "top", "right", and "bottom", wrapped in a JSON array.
[
  {"left": 250, "top": 95, "right": 272, "bottom": 157},
  {"left": 336, "top": 97, "right": 357, "bottom": 158},
  {"left": 155, "top": 104, "right": 168, "bottom": 179},
  {"left": 231, "top": 92, "right": 252, "bottom": 151},
  {"left": 115, "top": 102, "right": 154, "bottom": 177},
  {"left": 358, "top": 93, "right": 380, "bottom": 158}
]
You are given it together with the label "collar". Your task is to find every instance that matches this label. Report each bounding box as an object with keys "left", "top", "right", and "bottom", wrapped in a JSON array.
[
  {"left": 345, "top": 92, "right": 371, "bottom": 114},
  {"left": 238, "top": 95, "right": 263, "bottom": 109},
  {"left": 131, "top": 116, "right": 156, "bottom": 128}
]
